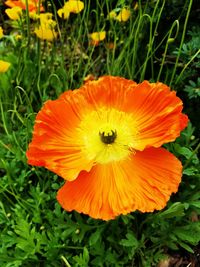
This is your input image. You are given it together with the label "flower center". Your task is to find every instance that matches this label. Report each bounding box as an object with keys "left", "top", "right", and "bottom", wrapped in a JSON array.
[
  {"left": 99, "top": 129, "right": 117, "bottom": 144},
  {"left": 78, "top": 107, "right": 139, "bottom": 164}
]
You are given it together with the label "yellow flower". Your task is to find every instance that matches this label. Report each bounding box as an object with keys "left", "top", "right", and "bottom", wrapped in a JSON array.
[
  {"left": 29, "top": 11, "right": 40, "bottom": 20},
  {"left": 0, "top": 27, "right": 4, "bottom": 39},
  {"left": 39, "top": 13, "right": 53, "bottom": 22},
  {"left": 64, "top": 0, "right": 84, "bottom": 14},
  {"left": 34, "top": 25, "right": 57, "bottom": 41},
  {"left": 34, "top": 12, "right": 57, "bottom": 41},
  {"left": 108, "top": 10, "right": 117, "bottom": 19},
  {"left": 90, "top": 31, "right": 106, "bottom": 42},
  {"left": 42, "top": 19, "right": 57, "bottom": 28},
  {"left": 5, "top": 6, "right": 22, "bottom": 20},
  {"left": 15, "top": 34, "right": 22, "bottom": 40},
  {"left": 57, "top": 8, "right": 70, "bottom": 19},
  {"left": 37, "top": 13, "right": 57, "bottom": 28},
  {"left": 89, "top": 31, "right": 106, "bottom": 46},
  {"left": 134, "top": 2, "right": 139, "bottom": 11},
  {"left": 115, "top": 8, "right": 131, "bottom": 22},
  {"left": 0, "top": 60, "right": 11, "bottom": 73}
]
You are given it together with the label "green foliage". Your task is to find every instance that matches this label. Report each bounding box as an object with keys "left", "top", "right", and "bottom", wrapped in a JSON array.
[
  {"left": 0, "top": 129, "right": 200, "bottom": 266},
  {"left": 184, "top": 78, "right": 200, "bottom": 99},
  {"left": 0, "top": 0, "right": 200, "bottom": 266}
]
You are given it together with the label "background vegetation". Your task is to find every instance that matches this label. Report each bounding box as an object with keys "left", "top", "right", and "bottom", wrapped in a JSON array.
[{"left": 0, "top": 0, "right": 199, "bottom": 266}]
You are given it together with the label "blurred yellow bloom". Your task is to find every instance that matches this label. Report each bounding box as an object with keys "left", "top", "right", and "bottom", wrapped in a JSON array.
[
  {"left": 108, "top": 10, "right": 117, "bottom": 19},
  {"left": 5, "top": 6, "right": 22, "bottom": 20},
  {"left": 90, "top": 31, "right": 106, "bottom": 46},
  {"left": 134, "top": 2, "right": 139, "bottom": 11},
  {"left": 38, "top": 14, "right": 56, "bottom": 29},
  {"left": 39, "top": 13, "right": 53, "bottom": 22},
  {"left": 0, "top": 60, "right": 11, "bottom": 73},
  {"left": 34, "top": 25, "right": 57, "bottom": 41},
  {"left": 57, "top": 8, "right": 70, "bottom": 19},
  {"left": 41, "top": 19, "right": 57, "bottom": 28},
  {"left": 115, "top": 8, "right": 131, "bottom": 22},
  {"left": 0, "top": 27, "right": 4, "bottom": 39},
  {"left": 34, "top": 13, "right": 57, "bottom": 41},
  {"left": 109, "top": 8, "right": 131, "bottom": 22},
  {"left": 15, "top": 34, "right": 22, "bottom": 40},
  {"left": 64, "top": 0, "right": 84, "bottom": 14},
  {"left": 90, "top": 31, "right": 106, "bottom": 41},
  {"left": 29, "top": 11, "right": 40, "bottom": 20}
]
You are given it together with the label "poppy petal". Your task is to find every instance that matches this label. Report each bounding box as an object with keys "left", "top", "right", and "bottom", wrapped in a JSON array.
[
  {"left": 79, "top": 76, "right": 137, "bottom": 109},
  {"left": 26, "top": 97, "right": 93, "bottom": 181},
  {"left": 62, "top": 77, "right": 188, "bottom": 150},
  {"left": 122, "top": 80, "right": 189, "bottom": 150},
  {"left": 57, "top": 147, "right": 182, "bottom": 220}
]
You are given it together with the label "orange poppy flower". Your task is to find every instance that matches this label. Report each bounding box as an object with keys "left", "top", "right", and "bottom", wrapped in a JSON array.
[
  {"left": 26, "top": 76, "right": 188, "bottom": 220},
  {"left": 5, "top": 0, "right": 43, "bottom": 12}
]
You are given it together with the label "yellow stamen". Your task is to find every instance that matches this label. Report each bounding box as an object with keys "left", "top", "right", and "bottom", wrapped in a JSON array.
[{"left": 78, "top": 107, "right": 139, "bottom": 164}]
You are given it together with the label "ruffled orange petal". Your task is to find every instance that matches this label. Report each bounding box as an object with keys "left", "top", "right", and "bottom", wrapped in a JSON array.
[
  {"left": 60, "top": 77, "right": 188, "bottom": 150},
  {"left": 57, "top": 147, "right": 182, "bottom": 220},
  {"left": 79, "top": 76, "right": 137, "bottom": 110},
  {"left": 26, "top": 96, "right": 93, "bottom": 181},
  {"left": 58, "top": 76, "right": 137, "bottom": 116},
  {"left": 124, "top": 81, "right": 189, "bottom": 150}
]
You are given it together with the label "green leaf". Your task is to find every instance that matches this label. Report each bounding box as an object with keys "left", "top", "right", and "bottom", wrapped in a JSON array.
[
  {"left": 83, "top": 247, "right": 90, "bottom": 264},
  {"left": 174, "top": 144, "right": 192, "bottom": 159},
  {"left": 167, "top": 241, "right": 179, "bottom": 250},
  {"left": 119, "top": 233, "right": 138, "bottom": 248},
  {"left": 89, "top": 229, "right": 102, "bottom": 246},
  {"left": 190, "top": 201, "right": 200, "bottom": 208},
  {"left": 178, "top": 241, "right": 194, "bottom": 253},
  {"left": 174, "top": 222, "right": 200, "bottom": 246},
  {"left": 73, "top": 247, "right": 90, "bottom": 266},
  {"left": 183, "top": 167, "right": 198, "bottom": 176},
  {"left": 157, "top": 202, "right": 188, "bottom": 219}
]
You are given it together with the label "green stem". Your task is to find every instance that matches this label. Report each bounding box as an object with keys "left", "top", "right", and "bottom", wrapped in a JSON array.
[
  {"left": 169, "top": 0, "right": 193, "bottom": 86},
  {"left": 61, "top": 256, "right": 71, "bottom": 267},
  {"left": 25, "top": 0, "right": 31, "bottom": 45},
  {"left": 157, "top": 20, "right": 179, "bottom": 81},
  {"left": 141, "top": 0, "right": 165, "bottom": 81},
  {"left": 140, "top": 14, "right": 152, "bottom": 82},
  {"left": 36, "top": 39, "right": 42, "bottom": 99},
  {"left": 175, "top": 49, "right": 200, "bottom": 84},
  {"left": 183, "top": 142, "right": 200, "bottom": 169},
  {"left": 0, "top": 101, "right": 9, "bottom": 136}
]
